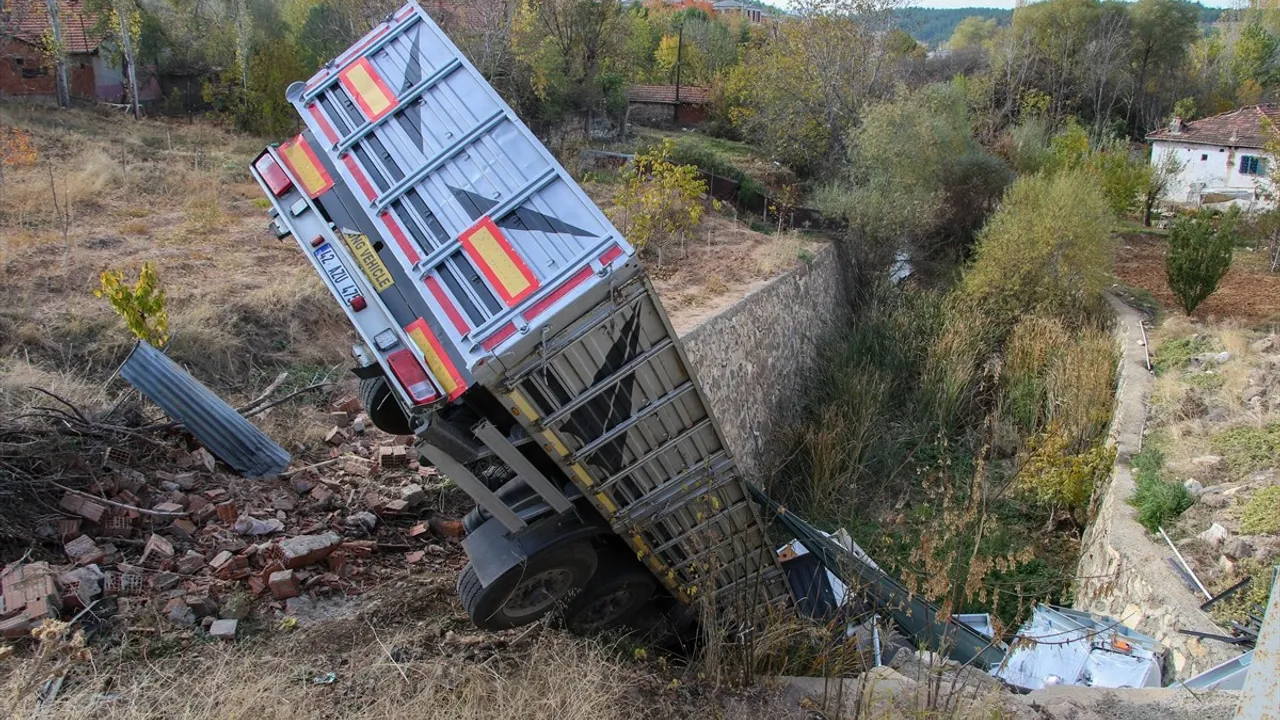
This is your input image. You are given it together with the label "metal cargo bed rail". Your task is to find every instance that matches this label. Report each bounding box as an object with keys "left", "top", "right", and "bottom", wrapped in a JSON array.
[{"left": 487, "top": 275, "right": 793, "bottom": 613}]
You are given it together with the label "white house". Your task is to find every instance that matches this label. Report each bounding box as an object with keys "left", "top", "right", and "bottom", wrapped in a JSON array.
[{"left": 1147, "top": 104, "right": 1279, "bottom": 210}]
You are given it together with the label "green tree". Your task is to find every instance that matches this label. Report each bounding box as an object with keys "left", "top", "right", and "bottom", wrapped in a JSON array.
[
  {"left": 948, "top": 16, "right": 997, "bottom": 51},
  {"left": 958, "top": 170, "right": 1112, "bottom": 332},
  {"left": 1166, "top": 209, "right": 1238, "bottom": 315},
  {"left": 1233, "top": 22, "right": 1278, "bottom": 88},
  {"left": 1087, "top": 138, "right": 1149, "bottom": 216},
  {"left": 1127, "top": 0, "right": 1199, "bottom": 135}
]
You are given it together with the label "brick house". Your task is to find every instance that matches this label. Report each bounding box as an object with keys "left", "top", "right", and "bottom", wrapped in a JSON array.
[
  {"left": 0, "top": 0, "right": 160, "bottom": 103},
  {"left": 626, "top": 84, "right": 712, "bottom": 127}
]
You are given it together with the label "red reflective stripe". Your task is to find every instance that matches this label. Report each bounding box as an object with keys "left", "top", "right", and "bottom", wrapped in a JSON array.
[
  {"left": 305, "top": 70, "right": 330, "bottom": 91},
  {"left": 394, "top": 5, "right": 415, "bottom": 20},
  {"left": 335, "top": 25, "right": 389, "bottom": 66},
  {"left": 379, "top": 211, "right": 421, "bottom": 264},
  {"left": 599, "top": 245, "right": 624, "bottom": 265},
  {"left": 522, "top": 266, "right": 593, "bottom": 322},
  {"left": 341, "top": 154, "right": 377, "bottom": 202},
  {"left": 424, "top": 275, "right": 469, "bottom": 335},
  {"left": 481, "top": 323, "right": 516, "bottom": 351},
  {"left": 307, "top": 104, "right": 338, "bottom": 144}
]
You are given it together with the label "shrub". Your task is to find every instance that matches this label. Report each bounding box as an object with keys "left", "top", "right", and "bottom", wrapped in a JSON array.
[
  {"left": 608, "top": 140, "right": 708, "bottom": 256},
  {"left": 1128, "top": 447, "right": 1194, "bottom": 533},
  {"left": 1022, "top": 432, "right": 1115, "bottom": 517},
  {"left": 94, "top": 263, "right": 170, "bottom": 347},
  {"left": 1088, "top": 139, "right": 1150, "bottom": 217},
  {"left": 1153, "top": 335, "right": 1211, "bottom": 375},
  {"left": 1241, "top": 485, "right": 1280, "bottom": 535},
  {"left": 936, "top": 151, "right": 1014, "bottom": 258},
  {"left": 957, "top": 170, "right": 1112, "bottom": 335},
  {"left": 1166, "top": 210, "right": 1238, "bottom": 314}
]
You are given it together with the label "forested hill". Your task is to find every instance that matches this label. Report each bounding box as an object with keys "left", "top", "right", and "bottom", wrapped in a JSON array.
[
  {"left": 895, "top": 4, "right": 1225, "bottom": 48},
  {"left": 894, "top": 8, "right": 1012, "bottom": 47}
]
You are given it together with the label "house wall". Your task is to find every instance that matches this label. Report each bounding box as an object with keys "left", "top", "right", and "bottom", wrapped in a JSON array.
[
  {"left": 1154, "top": 139, "right": 1275, "bottom": 208},
  {"left": 92, "top": 49, "right": 163, "bottom": 103},
  {"left": 0, "top": 40, "right": 93, "bottom": 99},
  {"left": 627, "top": 101, "right": 708, "bottom": 128}
]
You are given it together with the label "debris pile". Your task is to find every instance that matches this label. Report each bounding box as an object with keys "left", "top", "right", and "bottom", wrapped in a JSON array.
[{"left": 1, "top": 400, "right": 463, "bottom": 643}]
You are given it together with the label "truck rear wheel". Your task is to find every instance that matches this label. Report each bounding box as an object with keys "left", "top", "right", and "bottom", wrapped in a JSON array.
[
  {"left": 458, "top": 541, "right": 597, "bottom": 631},
  {"left": 358, "top": 376, "right": 413, "bottom": 436},
  {"left": 562, "top": 555, "right": 657, "bottom": 634}
]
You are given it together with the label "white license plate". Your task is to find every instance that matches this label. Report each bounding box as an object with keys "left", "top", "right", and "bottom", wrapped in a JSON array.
[{"left": 314, "top": 243, "right": 360, "bottom": 305}]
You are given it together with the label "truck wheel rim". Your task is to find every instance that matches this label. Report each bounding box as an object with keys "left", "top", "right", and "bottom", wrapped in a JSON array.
[
  {"left": 577, "top": 586, "right": 637, "bottom": 628},
  {"left": 505, "top": 568, "right": 574, "bottom": 618}
]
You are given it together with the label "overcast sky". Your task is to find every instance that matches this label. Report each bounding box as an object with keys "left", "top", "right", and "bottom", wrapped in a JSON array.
[{"left": 902, "top": 0, "right": 1238, "bottom": 7}]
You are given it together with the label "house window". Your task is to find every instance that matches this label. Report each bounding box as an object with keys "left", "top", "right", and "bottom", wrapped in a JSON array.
[
  {"left": 1240, "top": 155, "right": 1266, "bottom": 176},
  {"left": 20, "top": 66, "right": 48, "bottom": 79},
  {"left": 1201, "top": 154, "right": 1208, "bottom": 161}
]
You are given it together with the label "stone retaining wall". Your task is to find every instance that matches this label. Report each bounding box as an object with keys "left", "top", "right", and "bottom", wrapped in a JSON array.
[
  {"left": 680, "top": 244, "right": 850, "bottom": 482},
  {"left": 1073, "top": 296, "right": 1241, "bottom": 679}
]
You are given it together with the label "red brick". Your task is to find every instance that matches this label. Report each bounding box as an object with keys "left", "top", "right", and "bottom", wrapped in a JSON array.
[
  {"left": 342, "top": 456, "right": 374, "bottom": 477},
  {"left": 310, "top": 484, "right": 335, "bottom": 504},
  {"left": 64, "top": 535, "right": 103, "bottom": 564},
  {"left": 247, "top": 575, "right": 267, "bottom": 595},
  {"left": 102, "top": 446, "right": 131, "bottom": 469},
  {"left": 325, "top": 427, "right": 346, "bottom": 446},
  {"left": 326, "top": 551, "right": 347, "bottom": 575},
  {"left": 334, "top": 396, "right": 362, "bottom": 414},
  {"left": 215, "top": 502, "right": 238, "bottom": 524},
  {"left": 268, "top": 569, "right": 299, "bottom": 600},
  {"left": 276, "top": 533, "right": 343, "bottom": 569},
  {"left": 405, "top": 551, "right": 424, "bottom": 564},
  {"left": 170, "top": 518, "right": 197, "bottom": 539},
  {"left": 0, "top": 615, "right": 30, "bottom": 639},
  {"left": 101, "top": 514, "right": 134, "bottom": 538},
  {"left": 141, "top": 534, "right": 174, "bottom": 563},
  {"left": 56, "top": 518, "right": 82, "bottom": 541},
  {"left": 153, "top": 502, "right": 185, "bottom": 514}
]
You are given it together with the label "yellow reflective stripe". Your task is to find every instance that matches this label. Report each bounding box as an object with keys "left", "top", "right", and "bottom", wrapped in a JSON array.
[
  {"left": 279, "top": 137, "right": 332, "bottom": 198},
  {"left": 461, "top": 218, "right": 537, "bottom": 305},
  {"left": 343, "top": 61, "right": 394, "bottom": 118},
  {"left": 570, "top": 463, "right": 594, "bottom": 486},
  {"left": 595, "top": 492, "right": 617, "bottom": 514},
  {"left": 541, "top": 431, "right": 570, "bottom": 458},
  {"left": 507, "top": 390, "right": 539, "bottom": 421},
  {"left": 406, "top": 321, "right": 460, "bottom": 398}
]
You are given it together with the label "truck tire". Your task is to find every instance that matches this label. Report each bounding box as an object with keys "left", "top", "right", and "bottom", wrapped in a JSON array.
[
  {"left": 458, "top": 541, "right": 597, "bottom": 631},
  {"left": 358, "top": 376, "right": 413, "bottom": 436},
  {"left": 561, "top": 554, "right": 657, "bottom": 634}
]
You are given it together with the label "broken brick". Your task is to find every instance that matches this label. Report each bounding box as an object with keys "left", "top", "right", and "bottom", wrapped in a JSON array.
[
  {"left": 0, "top": 615, "right": 30, "bottom": 639},
  {"left": 326, "top": 551, "right": 347, "bottom": 575},
  {"left": 56, "top": 518, "right": 82, "bottom": 542},
  {"left": 341, "top": 456, "right": 374, "bottom": 477},
  {"left": 334, "top": 396, "right": 362, "bottom": 414},
  {"left": 104, "top": 572, "right": 145, "bottom": 597},
  {"left": 64, "top": 535, "right": 104, "bottom": 565},
  {"left": 102, "top": 446, "right": 132, "bottom": 469},
  {"left": 271, "top": 493, "right": 296, "bottom": 512},
  {"left": 247, "top": 575, "right": 267, "bottom": 595},
  {"left": 203, "top": 488, "right": 228, "bottom": 501},
  {"left": 152, "top": 572, "right": 181, "bottom": 592},
  {"left": 339, "top": 540, "right": 377, "bottom": 558},
  {"left": 380, "top": 499, "right": 409, "bottom": 514},
  {"left": 101, "top": 514, "right": 134, "bottom": 538},
  {"left": 185, "top": 595, "right": 218, "bottom": 618},
  {"left": 154, "top": 501, "right": 185, "bottom": 514},
  {"left": 176, "top": 551, "right": 205, "bottom": 574},
  {"left": 170, "top": 518, "right": 197, "bottom": 540},
  {"left": 165, "top": 598, "right": 195, "bottom": 626},
  {"left": 379, "top": 446, "right": 409, "bottom": 469},
  {"left": 408, "top": 522, "right": 428, "bottom": 538},
  {"left": 141, "top": 534, "right": 175, "bottom": 564},
  {"left": 325, "top": 427, "right": 346, "bottom": 446},
  {"left": 171, "top": 472, "right": 198, "bottom": 490},
  {"left": 309, "top": 484, "right": 334, "bottom": 504},
  {"left": 268, "top": 569, "right": 300, "bottom": 600},
  {"left": 209, "top": 550, "right": 235, "bottom": 571},
  {"left": 291, "top": 476, "right": 316, "bottom": 495},
  {"left": 192, "top": 448, "right": 216, "bottom": 472},
  {"left": 405, "top": 551, "right": 424, "bottom": 564},
  {"left": 276, "top": 532, "right": 343, "bottom": 569},
  {"left": 418, "top": 465, "right": 440, "bottom": 479},
  {"left": 216, "top": 502, "right": 238, "bottom": 524},
  {"left": 329, "top": 411, "right": 352, "bottom": 428},
  {"left": 59, "top": 493, "right": 107, "bottom": 523}
]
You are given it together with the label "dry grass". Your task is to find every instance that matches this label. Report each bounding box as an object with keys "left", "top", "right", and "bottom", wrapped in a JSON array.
[
  {"left": 0, "top": 104, "right": 350, "bottom": 409},
  {"left": 2, "top": 621, "right": 639, "bottom": 720}
]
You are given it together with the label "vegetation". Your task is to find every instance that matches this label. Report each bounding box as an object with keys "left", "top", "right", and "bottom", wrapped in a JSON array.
[
  {"left": 1128, "top": 447, "right": 1194, "bottom": 533},
  {"left": 1166, "top": 210, "right": 1239, "bottom": 314},
  {"left": 95, "top": 263, "right": 170, "bottom": 347},
  {"left": 607, "top": 140, "right": 709, "bottom": 256},
  {"left": 1153, "top": 335, "right": 1212, "bottom": 375},
  {"left": 1211, "top": 423, "right": 1280, "bottom": 473},
  {"left": 1241, "top": 485, "right": 1280, "bottom": 535}
]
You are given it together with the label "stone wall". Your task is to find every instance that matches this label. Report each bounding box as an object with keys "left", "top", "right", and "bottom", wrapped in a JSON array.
[
  {"left": 679, "top": 244, "right": 850, "bottom": 482},
  {"left": 1073, "top": 296, "right": 1241, "bottom": 679}
]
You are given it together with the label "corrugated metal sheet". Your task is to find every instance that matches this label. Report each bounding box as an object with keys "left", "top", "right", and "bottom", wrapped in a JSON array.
[{"left": 120, "top": 342, "right": 291, "bottom": 478}]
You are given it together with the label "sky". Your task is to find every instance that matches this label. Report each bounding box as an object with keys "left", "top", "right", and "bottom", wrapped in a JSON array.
[{"left": 902, "top": 0, "right": 1237, "bottom": 7}]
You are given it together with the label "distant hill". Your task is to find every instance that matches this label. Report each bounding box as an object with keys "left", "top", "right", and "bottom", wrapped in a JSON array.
[
  {"left": 894, "top": 4, "right": 1225, "bottom": 50},
  {"left": 893, "top": 7, "right": 1012, "bottom": 48}
]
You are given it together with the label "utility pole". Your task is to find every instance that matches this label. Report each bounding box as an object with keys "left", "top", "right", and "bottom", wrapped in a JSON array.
[
  {"left": 673, "top": 23, "right": 683, "bottom": 124},
  {"left": 45, "top": 0, "right": 70, "bottom": 107}
]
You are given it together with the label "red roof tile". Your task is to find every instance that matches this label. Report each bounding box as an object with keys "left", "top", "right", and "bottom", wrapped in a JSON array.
[
  {"left": 627, "top": 84, "right": 712, "bottom": 105},
  {"left": 1148, "top": 104, "right": 1280, "bottom": 150},
  {"left": 4, "top": 0, "right": 105, "bottom": 55}
]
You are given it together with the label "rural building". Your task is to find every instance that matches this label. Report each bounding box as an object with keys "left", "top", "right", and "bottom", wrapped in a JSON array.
[
  {"left": 1147, "top": 104, "right": 1279, "bottom": 209},
  {"left": 626, "top": 84, "right": 712, "bottom": 127},
  {"left": 712, "top": 0, "right": 764, "bottom": 23},
  {"left": 0, "top": 0, "right": 160, "bottom": 103}
]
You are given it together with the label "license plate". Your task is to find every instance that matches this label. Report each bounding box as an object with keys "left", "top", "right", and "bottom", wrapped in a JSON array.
[{"left": 314, "top": 243, "right": 360, "bottom": 305}]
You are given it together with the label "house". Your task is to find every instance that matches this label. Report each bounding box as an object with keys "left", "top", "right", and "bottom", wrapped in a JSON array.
[
  {"left": 0, "top": 0, "right": 160, "bottom": 103},
  {"left": 712, "top": 0, "right": 764, "bottom": 24},
  {"left": 626, "top": 84, "right": 712, "bottom": 127},
  {"left": 1147, "top": 104, "right": 1280, "bottom": 209}
]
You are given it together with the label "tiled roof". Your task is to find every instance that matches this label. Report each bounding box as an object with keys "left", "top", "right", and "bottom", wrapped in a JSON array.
[
  {"left": 1147, "top": 104, "right": 1280, "bottom": 150},
  {"left": 4, "top": 0, "right": 105, "bottom": 54},
  {"left": 627, "top": 84, "right": 712, "bottom": 105}
]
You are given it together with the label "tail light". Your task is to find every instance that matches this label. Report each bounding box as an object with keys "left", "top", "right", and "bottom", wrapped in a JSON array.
[
  {"left": 385, "top": 349, "right": 439, "bottom": 405},
  {"left": 254, "top": 153, "right": 293, "bottom": 197}
]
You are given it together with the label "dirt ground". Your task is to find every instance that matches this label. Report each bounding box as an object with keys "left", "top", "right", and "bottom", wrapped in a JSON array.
[{"left": 1114, "top": 230, "right": 1280, "bottom": 324}]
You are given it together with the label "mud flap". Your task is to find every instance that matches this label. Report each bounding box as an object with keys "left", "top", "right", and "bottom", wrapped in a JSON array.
[{"left": 462, "top": 509, "right": 609, "bottom": 587}]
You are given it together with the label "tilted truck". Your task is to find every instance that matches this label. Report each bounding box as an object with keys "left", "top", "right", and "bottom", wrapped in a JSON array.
[{"left": 249, "top": 0, "right": 794, "bottom": 634}]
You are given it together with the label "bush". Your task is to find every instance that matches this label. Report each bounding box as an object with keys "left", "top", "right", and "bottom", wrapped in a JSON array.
[
  {"left": 1088, "top": 140, "right": 1150, "bottom": 217},
  {"left": 1166, "top": 210, "right": 1238, "bottom": 314},
  {"left": 1128, "top": 447, "right": 1194, "bottom": 533},
  {"left": 1153, "top": 335, "right": 1211, "bottom": 375},
  {"left": 957, "top": 170, "right": 1113, "bottom": 335},
  {"left": 936, "top": 151, "right": 1014, "bottom": 258},
  {"left": 1211, "top": 424, "right": 1280, "bottom": 473},
  {"left": 607, "top": 140, "right": 708, "bottom": 256},
  {"left": 1241, "top": 485, "right": 1280, "bottom": 535}
]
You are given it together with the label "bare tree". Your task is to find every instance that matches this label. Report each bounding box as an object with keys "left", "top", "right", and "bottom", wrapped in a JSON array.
[{"left": 1085, "top": 6, "right": 1132, "bottom": 139}]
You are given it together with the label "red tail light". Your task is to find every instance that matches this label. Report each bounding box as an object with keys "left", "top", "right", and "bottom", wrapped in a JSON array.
[
  {"left": 254, "top": 153, "right": 293, "bottom": 197},
  {"left": 350, "top": 295, "right": 367, "bottom": 311},
  {"left": 385, "top": 349, "right": 438, "bottom": 405}
]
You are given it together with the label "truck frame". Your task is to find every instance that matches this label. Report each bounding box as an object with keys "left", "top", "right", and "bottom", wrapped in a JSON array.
[{"left": 250, "top": 0, "right": 792, "bottom": 633}]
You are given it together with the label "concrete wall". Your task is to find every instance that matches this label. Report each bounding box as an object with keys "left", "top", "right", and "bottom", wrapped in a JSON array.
[
  {"left": 679, "top": 244, "right": 850, "bottom": 482},
  {"left": 1073, "top": 296, "right": 1241, "bottom": 679}
]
